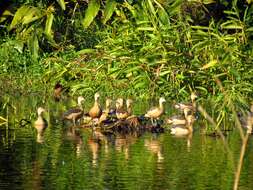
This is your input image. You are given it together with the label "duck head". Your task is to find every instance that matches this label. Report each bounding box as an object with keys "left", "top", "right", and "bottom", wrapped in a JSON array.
[
  {"left": 126, "top": 99, "right": 133, "bottom": 108},
  {"left": 77, "top": 96, "right": 85, "bottom": 105},
  {"left": 159, "top": 97, "right": 166, "bottom": 104},
  {"left": 190, "top": 92, "right": 197, "bottom": 102},
  {"left": 94, "top": 92, "right": 100, "bottom": 101},
  {"left": 116, "top": 98, "right": 124, "bottom": 108},
  {"left": 105, "top": 98, "right": 112, "bottom": 108},
  {"left": 37, "top": 107, "right": 46, "bottom": 116}
]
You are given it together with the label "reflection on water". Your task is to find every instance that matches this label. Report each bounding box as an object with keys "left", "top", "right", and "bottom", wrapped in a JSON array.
[{"left": 0, "top": 96, "right": 253, "bottom": 190}]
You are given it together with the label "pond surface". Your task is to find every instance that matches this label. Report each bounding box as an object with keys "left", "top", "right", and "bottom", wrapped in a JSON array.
[{"left": 0, "top": 95, "right": 253, "bottom": 190}]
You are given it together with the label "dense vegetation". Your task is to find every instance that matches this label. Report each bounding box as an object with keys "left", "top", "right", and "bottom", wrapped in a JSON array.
[{"left": 1, "top": 0, "right": 253, "bottom": 126}]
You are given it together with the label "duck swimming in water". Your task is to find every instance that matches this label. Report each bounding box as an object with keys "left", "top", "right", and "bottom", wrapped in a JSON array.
[
  {"left": 63, "top": 96, "right": 84, "bottom": 126},
  {"left": 89, "top": 92, "right": 102, "bottom": 119},
  {"left": 170, "top": 114, "right": 195, "bottom": 136},
  {"left": 34, "top": 107, "right": 47, "bottom": 143},
  {"left": 166, "top": 115, "right": 188, "bottom": 125},
  {"left": 145, "top": 97, "right": 166, "bottom": 124},
  {"left": 34, "top": 107, "right": 47, "bottom": 132}
]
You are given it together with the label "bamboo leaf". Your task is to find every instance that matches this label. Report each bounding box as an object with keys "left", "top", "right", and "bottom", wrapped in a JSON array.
[
  {"left": 22, "top": 7, "right": 41, "bottom": 25},
  {"left": 28, "top": 33, "right": 39, "bottom": 59},
  {"left": 45, "top": 12, "right": 54, "bottom": 39},
  {"left": 201, "top": 60, "right": 218, "bottom": 70},
  {"left": 10, "top": 5, "right": 31, "bottom": 29},
  {"left": 103, "top": 0, "right": 117, "bottom": 24},
  {"left": 82, "top": 0, "right": 100, "bottom": 28},
  {"left": 56, "top": 0, "right": 66, "bottom": 10},
  {"left": 0, "top": 10, "right": 13, "bottom": 23}
]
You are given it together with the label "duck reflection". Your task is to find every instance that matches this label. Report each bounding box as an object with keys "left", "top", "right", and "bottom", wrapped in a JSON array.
[
  {"left": 88, "top": 130, "right": 111, "bottom": 166},
  {"left": 114, "top": 133, "right": 137, "bottom": 160},
  {"left": 144, "top": 136, "right": 164, "bottom": 163},
  {"left": 65, "top": 126, "right": 84, "bottom": 157}
]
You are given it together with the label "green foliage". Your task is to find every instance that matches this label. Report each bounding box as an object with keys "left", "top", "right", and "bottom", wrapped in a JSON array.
[{"left": 0, "top": 0, "right": 253, "bottom": 127}]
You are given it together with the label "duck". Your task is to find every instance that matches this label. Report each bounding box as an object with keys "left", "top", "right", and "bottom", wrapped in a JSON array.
[
  {"left": 63, "top": 96, "right": 85, "bottom": 126},
  {"left": 126, "top": 99, "right": 133, "bottom": 115},
  {"left": 34, "top": 107, "right": 47, "bottom": 132},
  {"left": 170, "top": 114, "right": 195, "bottom": 136},
  {"left": 145, "top": 97, "right": 166, "bottom": 124},
  {"left": 53, "top": 82, "right": 63, "bottom": 101},
  {"left": 166, "top": 115, "right": 188, "bottom": 125},
  {"left": 175, "top": 92, "right": 197, "bottom": 117},
  {"left": 115, "top": 98, "right": 132, "bottom": 120},
  {"left": 89, "top": 92, "right": 102, "bottom": 119},
  {"left": 34, "top": 107, "right": 47, "bottom": 143},
  {"left": 98, "top": 98, "right": 112, "bottom": 125}
]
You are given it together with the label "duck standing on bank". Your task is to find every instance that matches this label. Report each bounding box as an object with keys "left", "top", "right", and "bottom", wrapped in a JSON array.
[
  {"left": 145, "top": 97, "right": 166, "bottom": 125},
  {"left": 115, "top": 98, "right": 133, "bottom": 120},
  {"left": 98, "top": 98, "right": 112, "bottom": 125},
  {"left": 63, "top": 96, "right": 85, "bottom": 126},
  {"left": 89, "top": 92, "right": 102, "bottom": 120}
]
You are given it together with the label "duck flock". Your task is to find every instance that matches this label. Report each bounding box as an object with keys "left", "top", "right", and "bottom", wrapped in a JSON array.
[
  {"left": 35, "top": 91, "right": 199, "bottom": 137},
  {"left": 34, "top": 82, "right": 253, "bottom": 141}
]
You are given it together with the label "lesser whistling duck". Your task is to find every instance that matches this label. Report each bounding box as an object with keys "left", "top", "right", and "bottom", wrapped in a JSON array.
[
  {"left": 166, "top": 115, "right": 188, "bottom": 125},
  {"left": 98, "top": 98, "right": 112, "bottom": 125},
  {"left": 89, "top": 92, "right": 102, "bottom": 119},
  {"left": 145, "top": 97, "right": 166, "bottom": 124},
  {"left": 175, "top": 92, "right": 197, "bottom": 117},
  {"left": 53, "top": 82, "right": 63, "bottom": 101},
  {"left": 63, "top": 96, "right": 84, "bottom": 126},
  {"left": 34, "top": 107, "right": 47, "bottom": 143},
  {"left": 170, "top": 115, "right": 195, "bottom": 136},
  {"left": 34, "top": 107, "right": 47, "bottom": 133},
  {"left": 115, "top": 98, "right": 132, "bottom": 120}
]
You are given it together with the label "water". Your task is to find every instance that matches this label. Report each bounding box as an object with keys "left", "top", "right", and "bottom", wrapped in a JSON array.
[{"left": 0, "top": 95, "right": 253, "bottom": 190}]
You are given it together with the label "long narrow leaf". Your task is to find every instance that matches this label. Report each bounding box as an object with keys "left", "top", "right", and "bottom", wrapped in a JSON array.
[
  {"left": 82, "top": 0, "right": 100, "bottom": 28},
  {"left": 103, "top": 0, "right": 117, "bottom": 24},
  {"left": 57, "top": 0, "right": 66, "bottom": 10}
]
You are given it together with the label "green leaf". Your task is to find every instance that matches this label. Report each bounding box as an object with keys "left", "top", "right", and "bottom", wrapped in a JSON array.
[
  {"left": 82, "top": 0, "right": 100, "bottom": 28},
  {"left": 201, "top": 60, "right": 218, "bottom": 70},
  {"left": 22, "top": 7, "right": 41, "bottom": 25},
  {"left": 0, "top": 10, "right": 13, "bottom": 23},
  {"left": 28, "top": 33, "right": 39, "bottom": 59},
  {"left": 45, "top": 12, "right": 54, "bottom": 39},
  {"left": 10, "top": 5, "right": 31, "bottom": 29},
  {"left": 76, "top": 49, "right": 96, "bottom": 55},
  {"left": 103, "top": 0, "right": 117, "bottom": 24},
  {"left": 57, "top": 0, "right": 66, "bottom": 10}
]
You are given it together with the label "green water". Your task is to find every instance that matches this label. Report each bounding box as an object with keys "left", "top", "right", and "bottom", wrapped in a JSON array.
[{"left": 0, "top": 95, "right": 253, "bottom": 190}]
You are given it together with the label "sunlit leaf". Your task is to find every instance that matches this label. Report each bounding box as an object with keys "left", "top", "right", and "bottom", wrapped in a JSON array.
[
  {"left": 28, "top": 33, "right": 39, "bottom": 59},
  {"left": 56, "top": 0, "right": 66, "bottom": 10},
  {"left": 10, "top": 5, "right": 31, "bottom": 29},
  {"left": 82, "top": 0, "right": 100, "bottom": 28},
  {"left": 0, "top": 10, "right": 13, "bottom": 23},
  {"left": 22, "top": 7, "right": 41, "bottom": 25},
  {"left": 103, "top": 0, "right": 117, "bottom": 24},
  {"left": 201, "top": 60, "right": 218, "bottom": 70},
  {"left": 45, "top": 12, "right": 54, "bottom": 39}
]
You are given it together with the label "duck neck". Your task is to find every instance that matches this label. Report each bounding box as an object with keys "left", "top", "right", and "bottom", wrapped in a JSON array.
[
  {"left": 127, "top": 106, "right": 132, "bottom": 115},
  {"left": 78, "top": 102, "right": 83, "bottom": 110},
  {"left": 188, "top": 125, "right": 193, "bottom": 133},
  {"left": 159, "top": 102, "right": 164, "bottom": 113}
]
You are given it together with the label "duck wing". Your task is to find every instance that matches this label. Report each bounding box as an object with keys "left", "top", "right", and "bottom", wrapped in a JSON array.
[{"left": 145, "top": 107, "right": 160, "bottom": 117}]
